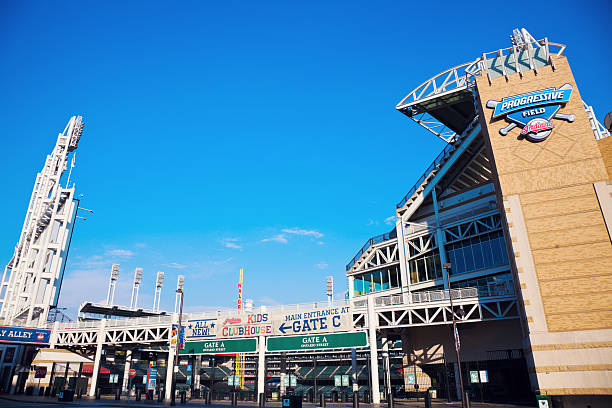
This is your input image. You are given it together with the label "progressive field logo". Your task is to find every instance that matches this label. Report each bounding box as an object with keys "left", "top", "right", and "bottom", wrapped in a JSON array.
[{"left": 486, "top": 84, "right": 575, "bottom": 142}]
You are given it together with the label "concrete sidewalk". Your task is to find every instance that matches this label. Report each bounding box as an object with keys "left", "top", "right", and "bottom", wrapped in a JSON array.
[{"left": 0, "top": 394, "right": 535, "bottom": 408}]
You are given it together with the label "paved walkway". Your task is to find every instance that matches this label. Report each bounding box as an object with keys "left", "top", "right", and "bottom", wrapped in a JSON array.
[{"left": 0, "top": 395, "right": 535, "bottom": 408}]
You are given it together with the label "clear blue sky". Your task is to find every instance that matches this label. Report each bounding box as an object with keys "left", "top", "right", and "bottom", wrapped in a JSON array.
[{"left": 1, "top": 1, "right": 610, "bottom": 317}]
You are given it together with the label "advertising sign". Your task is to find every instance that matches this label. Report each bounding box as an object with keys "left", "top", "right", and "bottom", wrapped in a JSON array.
[
  {"left": 274, "top": 306, "right": 352, "bottom": 336},
  {"left": 267, "top": 331, "right": 367, "bottom": 352},
  {"left": 35, "top": 366, "right": 47, "bottom": 378},
  {"left": 479, "top": 370, "right": 488, "bottom": 383},
  {"left": 469, "top": 371, "right": 479, "bottom": 383},
  {"left": 146, "top": 362, "right": 157, "bottom": 392},
  {"left": 341, "top": 375, "right": 349, "bottom": 387},
  {"left": 179, "top": 338, "right": 257, "bottom": 355},
  {"left": 185, "top": 318, "right": 217, "bottom": 340},
  {"left": 0, "top": 326, "right": 50, "bottom": 345},
  {"left": 406, "top": 373, "right": 415, "bottom": 385},
  {"left": 218, "top": 312, "right": 272, "bottom": 338},
  {"left": 334, "top": 375, "right": 341, "bottom": 386},
  {"left": 486, "top": 84, "right": 574, "bottom": 142},
  {"left": 170, "top": 324, "right": 178, "bottom": 351}
]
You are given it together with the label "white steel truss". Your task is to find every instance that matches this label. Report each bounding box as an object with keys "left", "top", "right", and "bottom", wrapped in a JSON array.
[
  {"left": 348, "top": 239, "right": 399, "bottom": 274},
  {"left": 0, "top": 116, "right": 84, "bottom": 327}
]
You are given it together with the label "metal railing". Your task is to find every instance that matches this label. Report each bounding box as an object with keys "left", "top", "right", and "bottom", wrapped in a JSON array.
[
  {"left": 345, "top": 229, "right": 397, "bottom": 271},
  {"left": 351, "top": 284, "right": 515, "bottom": 310}
]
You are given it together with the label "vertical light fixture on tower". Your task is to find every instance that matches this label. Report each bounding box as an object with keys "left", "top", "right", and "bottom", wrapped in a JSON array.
[
  {"left": 153, "top": 271, "right": 164, "bottom": 312},
  {"left": 174, "top": 275, "right": 184, "bottom": 313},
  {"left": 130, "top": 268, "right": 143, "bottom": 308},
  {"left": 106, "top": 264, "right": 120, "bottom": 305},
  {"left": 326, "top": 276, "right": 334, "bottom": 303}
]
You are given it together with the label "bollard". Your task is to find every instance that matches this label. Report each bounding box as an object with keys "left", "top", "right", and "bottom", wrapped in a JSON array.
[
  {"left": 181, "top": 390, "right": 186, "bottom": 404},
  {"left": 387, "top": 393, "right": 394, "bottom": 408},
  {"left": 95, "top": 387, "right": 101, "bottom": 400},
  {"left": 319, "top": 393, "right": 326, "bottom": 407},
  {"left": 115, "top": 388, "right": 121, "bottom": 400},
  {"left": 136, "top": 389, "right": 141, "bottom": 401},
  {"left": 77, "top": 389, "right": 82, "bottom": 399},
  {"left": 353, "top": 392, "right": 359, "bottom": 408},
  {"left": 158, "top": 389, "right": 164, "bottom": 403},
  {"left": 232, "top": 391, "right": 238, "bottom": 406},
  {"left": 424, "top": 391, "right": 432, "bottom": 408},
  {"left": 258, "top": 392, "right": 265, "bottom": 407},
  {"left": 464, "top": 391, "right": 471, "bottom": 408}
]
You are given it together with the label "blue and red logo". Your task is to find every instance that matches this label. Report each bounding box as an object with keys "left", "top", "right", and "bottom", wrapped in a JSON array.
[{"left": 486, "top": 84, "right": 575, "bottom": 142}]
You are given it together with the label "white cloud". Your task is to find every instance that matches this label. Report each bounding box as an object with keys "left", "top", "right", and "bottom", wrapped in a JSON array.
[
  {"left": 134, "top": 243, "right": 147, "bottom": 248},
  {"left": 221, "top": 238, "right": 242, "bottom": 250},
  {"left": 384, "top": 216, "right": 396, "bottom": 225},
  {"left": 316, "top": 262, "right": 328, "bottom": 269},
  {"left": 164, "top": 262, "right": 187, "bottom": 269},
  {"left": 282, "top": 228, "right": 323, "bottom": 238},
  {"left": 261, "top": 234, "right": 288, "bottom": 244},
  {"left": 106, "top": 249, "right": 134, "bottom": 257}
]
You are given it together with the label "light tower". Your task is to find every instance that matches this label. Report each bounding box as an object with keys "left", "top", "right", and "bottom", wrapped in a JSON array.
[
  {"left": 153, "top": 271, "right": 164, "bottom": 311},
  {"left": 0, "top": 116, "right": 84, "bottom": 327},
  {"left": 174, "top": 275, "right": 184, "bottom": 313},
  {"left": 105, "top": 264, "right": 120, "bottom": 305},
  {"left": 130, "top": 268, "right": 143, "bottom": 308}
]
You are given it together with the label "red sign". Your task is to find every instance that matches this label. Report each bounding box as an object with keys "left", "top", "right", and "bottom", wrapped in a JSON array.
[
  {"left": 35, "top": 366, "right": 47, "bottom": 378},
  {"left": 128, "top": 369, "right": 136, "bottom": 379}
]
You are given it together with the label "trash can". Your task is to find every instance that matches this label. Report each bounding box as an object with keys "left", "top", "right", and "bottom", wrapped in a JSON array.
[
  {"left": 282, "top": 394, "right": 303, "bottom": 408},
  {"left": 58, "top": 389, "right": 74, "bottom": 402},
  {"left": 428, "top": 387, "right": 437, "bottom": 399}
]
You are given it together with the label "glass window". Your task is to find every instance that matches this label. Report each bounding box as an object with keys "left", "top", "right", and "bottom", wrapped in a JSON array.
[
  {"left": 390, "top": 266, "right": 399, "bottom": 288},
  {"left": 353, "top": 275, "right": 364, "bottom": 296},
  {"left": 363, "top": 273, "right": 372, "bottom": 294},
  {"left": 381, "top": 269, "right": 390, "bottom": 290}
]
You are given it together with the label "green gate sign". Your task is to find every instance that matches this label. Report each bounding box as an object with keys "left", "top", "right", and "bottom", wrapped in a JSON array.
[
  {"left": 267, "top": 331, "right": 367, "bottom": 352},
  {"left": 180, "top": 338, "right": 257, "bottom": 355}
]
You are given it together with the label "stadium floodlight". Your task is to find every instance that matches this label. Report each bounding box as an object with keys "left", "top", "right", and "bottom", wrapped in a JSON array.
[
  {"left": 153, "top": 271, "right": 164, "bottom": 311},
  {"left": 106, "top": 264, "right": 120, "bottom": 305},
  {"left": 156, "top": 271, "right": 165, "bottom": 288},
  {"left": 326, "top": 276, "right": 334, "bottom": 303},
  {"left": 130, "top": 268, "right": 143, "bottom": 308},
  {"left": 177, "top": 275, "right": 184, "bottom": 292}
]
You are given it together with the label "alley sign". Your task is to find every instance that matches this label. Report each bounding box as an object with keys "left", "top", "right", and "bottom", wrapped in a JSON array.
[
  {"left": 0, "top": 326, "right": 50, "bottom": 345},
  {"left": 179, "top": 338, "right": 257, "bottom": 355},
  {"left": 274, "top": 306, "right": 352, "bottom": 336},
  {"left": 267, "top": 331, "right": 367, "bottom": 352}
]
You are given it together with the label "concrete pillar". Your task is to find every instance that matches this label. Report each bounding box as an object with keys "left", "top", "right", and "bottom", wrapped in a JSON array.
[
  {"left": 396, "top": 218, "right": 411, "bottom": 303},
  {"left": 122, "top": 349, "right": 132, "bottom": 394},
  {"left": 431, "top": 188, "right": 450, "bottom": 289},
  {"left": 88, "top": 319, "right": 106, "bottom": 397},
  {"left": 351, "top": 349, "right": 358, "bottom": 392},
  {"left": 257, "top": 336, "right": 265, "bottom": 403},
  {"left": 453, "top": 362, "right": 462, "bottom": 401},
  {"left": 49, "top": 321, "right": 60, "bottom": 349},
  {"left": 381, "top": 336, "right": 391, "bottom": 396},
  {"left": 165, "top": 348, "right": 176, "bottom": 400},
  {"left": 194, "top": 355, "right": 201, "bottom": 390},
  {"left": 367, "top": 296, "right": 380, "bottom": 404}
]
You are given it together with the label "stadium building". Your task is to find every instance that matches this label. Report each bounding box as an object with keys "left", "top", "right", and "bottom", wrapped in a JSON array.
[
  {"left": 0, "top": 28, "right": 610, "bottom": 408},
  {"left": 346, "top": 28, "right": 611, "bottom": 406}
]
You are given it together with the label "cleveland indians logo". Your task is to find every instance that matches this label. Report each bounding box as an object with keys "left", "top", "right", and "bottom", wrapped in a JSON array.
[{"left": 486, "top": 84, "right": 575, "bottom": 142}]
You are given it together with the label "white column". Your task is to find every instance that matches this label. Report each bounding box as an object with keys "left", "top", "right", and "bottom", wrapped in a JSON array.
[
  {"left": 431, "top": 188, "right": 450, "bottom": 289},
  {"left": 351, "top": 349, "right": 358, "bottom": 393},
  {"left": 122, "top": 349, "right": 132, "bottom": 394},
  {"left": 194, "top": 355, "right": 201, "bottom": 390},
  {"left": 165, "top": 314, "right": 178, "bottom": 400},
  {"left": 396, "top": 218, "right": 411, "bottom": 303},
  {"left": 257, "top": 335, "right": 266, "bottom": 403},
  {"left": 49, "top": 321, "right": 60, "bottom": 349},
  {"left": 381, "top": 336, "right": 391, "bottom": 397},
  {"left": 367, "top": 296, "right": 380, "bottom": 404},
  {"left": 453, "top": 362, "right": 462, "bottom": 401},
  {"left": 89, "top": 319, "right": 106, "bottom": 397}
]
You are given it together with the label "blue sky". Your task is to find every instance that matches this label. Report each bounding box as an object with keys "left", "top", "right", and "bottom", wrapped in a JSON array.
[{"left": 1, "top": 1, "right": 610, "bottom": 317}]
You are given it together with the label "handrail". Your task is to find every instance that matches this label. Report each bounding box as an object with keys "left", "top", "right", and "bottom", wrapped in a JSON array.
[{"left": 345, "top": 229, "right": 397, "bottom": 271}]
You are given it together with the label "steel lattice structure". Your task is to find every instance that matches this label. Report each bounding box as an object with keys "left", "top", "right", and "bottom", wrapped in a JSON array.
[{"left": 0, "top": 116, "right": 83, "bottom": 327}]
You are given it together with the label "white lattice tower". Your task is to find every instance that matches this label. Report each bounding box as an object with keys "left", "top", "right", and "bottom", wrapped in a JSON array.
[{"left": 0, "top": 116, "right": 84, "bottom": 327}]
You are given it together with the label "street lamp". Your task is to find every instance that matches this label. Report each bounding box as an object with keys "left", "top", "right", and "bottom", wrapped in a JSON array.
[
  {"left": 443, "top": 263, "right": 466, "bottom": 408},
  {"left": 170, "top": 276, "right": 185, "bottom": 406}
]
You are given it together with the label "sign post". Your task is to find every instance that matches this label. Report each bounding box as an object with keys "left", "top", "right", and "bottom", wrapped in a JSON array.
[
  {"left": 128, "top": 369, "right": 136, "bottom": 402},
  {"left": 34, "top": 366, "right": 47, "bottom": 407}
]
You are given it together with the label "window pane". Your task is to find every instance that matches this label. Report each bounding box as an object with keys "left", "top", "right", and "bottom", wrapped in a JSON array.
[
  {"left": 390, "top": 266, "right": 399, "bottom": 288},
  {"left": 381, "top": 269, "right": 390, "bottom": 290},
  {"left": 353, "top": 275, "right": 364, "bottom": 296},
  {"left": 363, "top": 273, "right": 372, "bottom": 294},
  {"left": 410, "top": 260, "right": 418, "bottom": 284},
  {"left": 425, "top": 255, "right": 435, "bottom": 281},
  {"left": 472, "top": 236, "right": 485, "bottom": 271},
  {"left": 372, "top": 271, "right": 382, "bottom": 292},
  {"left": 417, "top": 258, "right": 427, "bottom": 283}
]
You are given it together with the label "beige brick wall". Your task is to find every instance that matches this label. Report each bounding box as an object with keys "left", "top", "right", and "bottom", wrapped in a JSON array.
[{"left": 476, "top": 56, "right": 612, "bottom": 394}]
